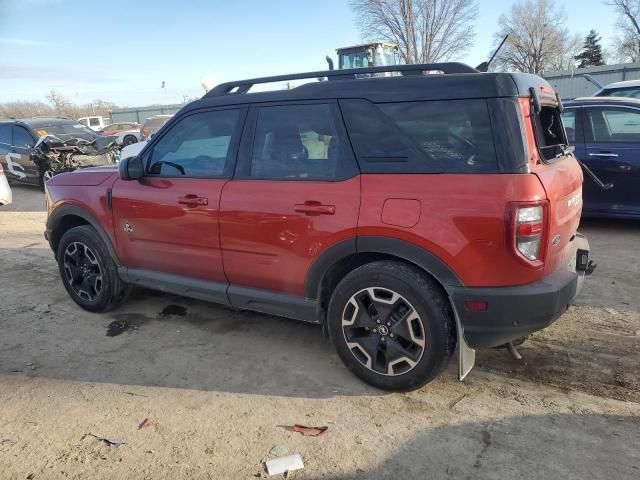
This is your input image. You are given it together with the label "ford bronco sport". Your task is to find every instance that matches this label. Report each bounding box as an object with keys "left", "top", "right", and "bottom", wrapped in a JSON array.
[{"left": 44, "top": 63, "right": 592, "bottom": 391}]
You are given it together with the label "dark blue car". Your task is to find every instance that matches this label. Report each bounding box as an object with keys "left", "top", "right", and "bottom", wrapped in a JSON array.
[{"left": 562, "top": 97, "right": 640, "bottom": 219}]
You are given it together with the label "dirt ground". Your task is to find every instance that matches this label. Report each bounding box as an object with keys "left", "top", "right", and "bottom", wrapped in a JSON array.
[{"left": 1, "top": 185, "right": 639, "bottom": 480}]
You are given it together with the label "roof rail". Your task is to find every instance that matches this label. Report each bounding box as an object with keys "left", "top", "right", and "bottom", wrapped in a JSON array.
[{"left": 206, "top": 62, "right": 479, "bottom": 97}]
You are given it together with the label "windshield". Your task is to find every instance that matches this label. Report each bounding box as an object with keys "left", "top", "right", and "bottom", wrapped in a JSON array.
[
  {"left": 340, "top": 51, "right": 371, "bottom": 69},
  {"left": 32, "top": 122, "right": 98, "bottom": 137}
]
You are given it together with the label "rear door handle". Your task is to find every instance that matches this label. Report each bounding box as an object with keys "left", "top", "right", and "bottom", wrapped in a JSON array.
[
  {"left": 178, "top": 194, "right": 208, "bottom": 206},
  {"left": 294, "top": 201, "right": 335, "bottom": 215},
  {"left": 588, "top": 152, "right": 619, "bottom": 158}
]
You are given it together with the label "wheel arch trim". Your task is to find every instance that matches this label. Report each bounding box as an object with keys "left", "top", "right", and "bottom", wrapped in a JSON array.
[{"left": 46, "top": 204, "right": 121, "bottom": 264}]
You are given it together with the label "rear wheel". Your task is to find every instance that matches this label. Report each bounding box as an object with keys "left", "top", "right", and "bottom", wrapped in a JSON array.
[
  {"left": 57, "top": 225, "right": 130, "bottom": 312},
  {"left": 327, "top": 261, "right": 455, "bottom": 391},
  {"left": 122, "top": 135, "right": 137, "bottom": 146}
]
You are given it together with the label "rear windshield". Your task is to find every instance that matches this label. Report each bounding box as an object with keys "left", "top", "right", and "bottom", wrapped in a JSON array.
[
  {"left": 533, "top": 106, "right": 568, "bottom": 161},
  {"left": 598, "top": 87, "right": 640, "bottom": 99},
  {"left": 340, "top": 99, "right": 498, "bottom": 173},
  {"left": 144, "top": 117, "right": 171, "bottom": 129}
]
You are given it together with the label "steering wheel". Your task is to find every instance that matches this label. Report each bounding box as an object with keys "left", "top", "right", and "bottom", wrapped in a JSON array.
[{"left": 153, "top": 160, "right": 185, "bottom": 175}]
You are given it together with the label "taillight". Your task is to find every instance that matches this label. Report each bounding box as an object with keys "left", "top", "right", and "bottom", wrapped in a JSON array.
[
  {"left": 518, "top": 97, "right": 541, "bottom": 166},
  {"left": 507, "top": 201, "right": 548, "bottom": 267}
]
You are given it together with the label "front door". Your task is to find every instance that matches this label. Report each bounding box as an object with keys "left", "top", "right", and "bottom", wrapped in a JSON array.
[
  {"left": 581, "top": 106, "right": 640, "bottom": 216},
  {"left": 111, "top": 107, "right": 246, "bottom": 284},
  {"left": 220, "top": 102, "right": 361, "bottom": 300},
  {"left": 3, "top": 125, "right": 37, "bottom": 184}
]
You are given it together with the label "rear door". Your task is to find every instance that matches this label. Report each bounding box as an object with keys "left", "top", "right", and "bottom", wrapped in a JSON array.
[
  {"left": 219, "top": 101, "right": 360, "bottom": 304},
  {"left": 581, "top": 105, "right": 640, "bottom": 216},
  {"left": 111, "top": 107, "right": 246, "bottom": 287}
]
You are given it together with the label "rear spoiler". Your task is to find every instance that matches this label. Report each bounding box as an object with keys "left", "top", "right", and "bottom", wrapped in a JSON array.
[{"left": 528, "top": 86, "right": 563, "bottom": 114}]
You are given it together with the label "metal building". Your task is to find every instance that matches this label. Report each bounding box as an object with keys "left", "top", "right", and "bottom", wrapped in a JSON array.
[
  {"left": 542, "top": 63, "right": 640, "bottom": 99},
  {"left": 109, "top": 103, "right": 184, "bottom": 123}
]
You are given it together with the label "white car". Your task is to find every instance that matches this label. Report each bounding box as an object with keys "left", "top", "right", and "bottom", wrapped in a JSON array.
[
  {"left": 0, "top": 162, "right": 12, "bottom": 206},
  {"left": 78, "top": 116, "right": 108, "bottom": 131},
  {"left": 119, "top": 140, "right": 147, "bottom": 161}
]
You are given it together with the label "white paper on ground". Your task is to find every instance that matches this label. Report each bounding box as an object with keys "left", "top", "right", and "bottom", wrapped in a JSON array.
[{"left": 266, "top": 454, "right": 304, "bottom": 476}]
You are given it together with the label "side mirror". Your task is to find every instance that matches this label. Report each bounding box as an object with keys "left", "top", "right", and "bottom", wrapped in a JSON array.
[{"left": 119, "top": 155, "right": 144, "bottom": 180}]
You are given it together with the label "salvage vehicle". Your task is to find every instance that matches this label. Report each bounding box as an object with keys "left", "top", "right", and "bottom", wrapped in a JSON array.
[
  {"left": 44, "top": 63, "right": 594, "bottom": 391},
  {"left": 0, "top": 163, "right": 12, "bottom": 206},
  {"left": 0, "top": 118, "right": 118, "bottom": 190},
  {"left": 562, "top": 97, "right": 640, "bottom": 218},
  {"left": 99, "top": 122, "right": 141, "bottom": 146}
]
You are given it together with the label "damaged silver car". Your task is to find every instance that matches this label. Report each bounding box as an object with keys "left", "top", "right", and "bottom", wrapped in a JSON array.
[{"left": 0, "top": 118, "right": 119, "bottom": 190}]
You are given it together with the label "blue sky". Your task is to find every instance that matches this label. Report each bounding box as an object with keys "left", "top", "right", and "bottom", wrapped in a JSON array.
[{"left": 0, "top": 0, "right": 619, "bottom": 107}]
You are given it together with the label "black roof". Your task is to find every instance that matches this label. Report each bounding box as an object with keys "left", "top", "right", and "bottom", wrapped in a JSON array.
[
  {"left": 182, "top": 64, "right": 555, "bottom": 114},
  {"left": 0, "top": 117, "right": 78, "bottom": 128}
]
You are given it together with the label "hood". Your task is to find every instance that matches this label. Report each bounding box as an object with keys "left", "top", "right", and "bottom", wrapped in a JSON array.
[{"left": 47, "top": 164, "right": 118, "bottom": 186}]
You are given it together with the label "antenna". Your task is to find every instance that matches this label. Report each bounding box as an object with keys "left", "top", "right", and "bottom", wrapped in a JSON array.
[{"left": 476, "top": 34, "right": 509, "bottom": 72}]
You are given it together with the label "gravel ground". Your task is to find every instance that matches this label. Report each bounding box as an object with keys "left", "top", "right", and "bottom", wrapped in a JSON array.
[{"left": 0, "top": 185, "right": 638, "bottom": 479}]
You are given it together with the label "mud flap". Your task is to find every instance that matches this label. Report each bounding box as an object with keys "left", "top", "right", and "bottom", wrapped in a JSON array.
[{"left": 450, "top": 297, "right": 475, "bottom": 380}]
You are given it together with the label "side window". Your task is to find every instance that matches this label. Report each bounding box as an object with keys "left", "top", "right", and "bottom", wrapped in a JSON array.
[
  {"left": 340, "top": 99, "right": 498, "bottom": 173},
  {"left": 561, "top": 110, "right": 576, "bottom": 143},
  {"left": 248, "top": 104, "right": 353, "bottom": 180},
  {"left": 585, "top": 107, "right": 640, "bottom": 143},
  {"left": 79, "top": 118, "right": 88, "bottom": 126},
  {"left": 147, "top": 109, "right": 241, "bottom": 177},
  {"left": 13, "top": 126, "right": 34, "bottom": 148},
  {"left": 89, "top": 118, "right": 101, "bottom": 127},
  {"left": 0, "top": 124, "right": 12, "bottom": 145}
]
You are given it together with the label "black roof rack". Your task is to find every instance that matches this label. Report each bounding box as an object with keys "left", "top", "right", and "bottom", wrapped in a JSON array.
[{"left": 206, "top": 62, "right": 479, "bottom": 97}]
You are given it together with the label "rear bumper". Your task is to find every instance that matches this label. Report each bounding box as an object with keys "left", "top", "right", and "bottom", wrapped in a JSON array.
[{"left": 451, "top": 234, "right": 590, "bottom": 348}]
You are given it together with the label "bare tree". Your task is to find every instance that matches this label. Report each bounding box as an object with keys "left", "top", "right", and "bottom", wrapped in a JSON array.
[
  {"left": 608, "top": 0, "right": 640, "bottom": 62},
  {"left": 46, "top": 89, "right": 71, "bottom": 116},
  {"left": 491, "top": 0, "right": 579, "bottom": 73},
  {"left": 1, "top": 96, "right": 119, "bottom": 121},
  {"left": 350, "top": 0, "right": 478, "bottom": 64}
]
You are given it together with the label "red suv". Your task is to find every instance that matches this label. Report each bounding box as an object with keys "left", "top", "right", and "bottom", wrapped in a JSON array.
[{"left": 44, "top": 63, "right": 592, "bottom": 391}]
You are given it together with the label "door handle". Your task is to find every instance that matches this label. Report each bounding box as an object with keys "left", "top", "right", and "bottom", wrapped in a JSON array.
[
  {"left": 178, "top": 194, "right": 208, "bottom": 206},
  {"left": 588, "top": 152, "right": 619, "bottom": 158},
  {"left": 294, "top": 201, "right": 335, "bottom": 215}
]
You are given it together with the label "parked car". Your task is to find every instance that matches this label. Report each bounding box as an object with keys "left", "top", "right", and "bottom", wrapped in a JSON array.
[
  {"left": 78, "top": 116, "right": 108, "bottom": 131},
  {"left": 563, "top": 97, "right": 640, "bottom": 218},
  {"left": 99, "top": 122, "right": 141, "bottom": 146},
  {"left": 44, "top": 63, "right": 592, "bottom": 391},
  {"left": 0, "top": 117, "right": 117, "bottom": 189},
  {"left": 0, "top": 163, "right": 12, "bottom": 206},
  {"left": 140, "top": 115, "right": 173, "bottom": 141},
  {"left": 594, "top": 79, "right": 640, "bottom": 99},
  {"left": 119, "top": 139, "right": 147, "bottom": 161}
]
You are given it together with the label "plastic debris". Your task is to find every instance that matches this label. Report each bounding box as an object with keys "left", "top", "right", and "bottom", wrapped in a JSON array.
[
  {"left": 81, "top": 433, "right": 125, "bottom": 446},
  {"left": 138, "top": 418, "right": 154, "bottom": 430},
  {"left": 292, "top": 424, "right": 328, "bottom": 437},
  {"left": 269, "top": 443, "right": 287, "bottom": 456},
  {"left": 265, "top": 454, "right": 304, "bottom": 476}
]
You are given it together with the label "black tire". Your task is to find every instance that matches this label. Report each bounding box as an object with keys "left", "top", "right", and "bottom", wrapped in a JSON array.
[
  {"left": 57, "top": 225, "right": 130, "bottom": 312},
  {"left": 122, "top": 135, "right": 138, "bottom": 146},
  {"left": 327, "top": 261, "right": 455, "bottom": 391}
]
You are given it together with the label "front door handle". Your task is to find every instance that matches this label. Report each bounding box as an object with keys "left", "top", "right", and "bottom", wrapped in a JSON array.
[
  {"left": 178, "top": 194, "right": 208, "bottom": 207},
  {"left": 588, "top": 152, "right": 619, "bottom": 158},
  {"left": 294, "top": 201, "right": 335, "bottom": 215}
]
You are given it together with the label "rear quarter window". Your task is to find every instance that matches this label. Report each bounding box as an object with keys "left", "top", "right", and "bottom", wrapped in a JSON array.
[
  {"left": 339, "top": 99, "right": 498, "bottom": 173},
  {"left": 0, "top": 124, "right": 12, "bottom": 144}
]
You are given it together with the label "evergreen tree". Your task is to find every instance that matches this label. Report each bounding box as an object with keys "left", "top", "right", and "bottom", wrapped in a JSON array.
[{"left": 575, "top": 30, "right": 605, "bottom": 68}]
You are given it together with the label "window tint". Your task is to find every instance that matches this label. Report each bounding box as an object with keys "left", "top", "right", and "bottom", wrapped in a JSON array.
[
  {"left": 585, "top": 107, "right": 640, "bottom": 143},
  {"left": 89, "top": 118, "right": 101, "bottom": 127},
  {"left": 248, "top": 104, "right": 351, "bottom": 180},
  {"left": 148, "top": 109, "right": 240, "bottom": 177},
  {"left": 340, "top": 99, "right": 497, "bottom": 173},
  {"left": 13, "top": 126, "right": 34, "bottom": 147},
  {"left": 0, "top": 124, "right": 11, "bottom": 144},
  {"left": 561, "top": 111, "right": 576, "bottom": 143}
]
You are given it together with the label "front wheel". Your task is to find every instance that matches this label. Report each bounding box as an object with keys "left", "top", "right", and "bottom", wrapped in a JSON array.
[
  {"left": 327, "top": 261, "right": 455, "bottom": 391},
  {"left": 122, "top": 135, "right": 138, "bottom": 146},
  {"left": 57, "top": 225, "right": 130, "bottom": 312}
]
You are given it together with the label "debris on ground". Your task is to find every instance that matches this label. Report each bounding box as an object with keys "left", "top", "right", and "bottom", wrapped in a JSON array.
[
  {"left": 137, "top": 418, "right": 154, "bottom": 430},
  {"left": 449, "top": 394, "right": 467, "bottom": 409},
  {"left": 81, "top": 433, "right": 125, "bottom": 446},
  {"left": 292, "top": 424, "right": 328, "bottom": 437},
  {"left": 269, "top": 443, "right": 287, "bottom": 456},
  {"left": 122, "top": 391, "right": 148, "bottom": 398},
  {"left": 106, "top": 320, "right": 128, "bottom": 337},
  {"left": 159, "top": 305, "right": 187, "bottom": 317},
  {"left": 265, "top": 454, "right": 304, "bottom": 476},
  {"left": 26, "top": 474, "right": 35, "bottom": 480}
]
